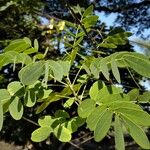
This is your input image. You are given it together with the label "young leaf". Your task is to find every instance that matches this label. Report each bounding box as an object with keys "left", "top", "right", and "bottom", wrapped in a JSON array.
[
  {"left": 9, "top": 97, "right": 23, "bottom": 120},
  {"left": 31, "top": 127, "right": 52, "bottom": 142},
  {"left": 23, "top": 48, "right": 37, "bottom": 54},
  {"left": 122, "top": 115, "right": 150, "bottom": 149},
  {"left": 19, "top": 61, "right": 44, "bottom": 85},
  {"left": 94, "top": 109, "right": 113, "bottom": 142},
  {"left": 83, "top": 5, "right": 93, "bottom": 17},
  {"left": 82, "top": 16, "right": 99, "bottom": 26},
  {"left": 111, "top": 58, "right": 121, "bottom": 83},
  {"left": 98, "top": 43, "right": 117, "bottom": 49},
  {"left": 73, "top": 36, "right": 83, "bottom": 47},
  {"left": 63, "top": 98, "right": 74, "bottom": 108},
  {"left": 34, "top": 39, "right": 39, "bottom": 51},
  {"left": 114, "top": 115, "right": 125, "bottom": 150}
]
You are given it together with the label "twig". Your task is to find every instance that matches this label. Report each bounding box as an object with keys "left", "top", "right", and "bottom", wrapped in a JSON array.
[
  {"left": 72, "top": 66, "right": 82, "bottom": 86},
  {"left": 69, "top": 141, "right": 83, "bottom": 150},
  {"left": 63, "top": 0, "right": 98, "bottom": 50},
  {"left": 78, "top": 136, "right": 94, "bottom": 146},
  {"left": 71, "top": 132, "right": 91, "bottom": 142},
  {"left": 66, "top": 76, "right": 80, "bottom": 104},
  {"left": 22, "top": 117, "right": 39, "bottom": 126},
  {"left": 80, "top": 84, "right": 87, "bottom": 101}
]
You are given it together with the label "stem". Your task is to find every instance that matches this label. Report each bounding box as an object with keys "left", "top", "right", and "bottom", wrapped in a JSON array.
[
  {"left": 68, "top": 141, "right": 83, "bottom": 150},
  {"left": 72, "top": 65, "right": 82, "bottom": 86},
  {"left": 22, "top": 117, "right": 39, "bottom": 126},
  {"left": 66, "top": 76, "right": 80, "bottom": 104},
  {"left": 126, "top": 67, "right": 141, "bottom": 90},
  {"left": 80, "top": 84, "right": 87, "bottom": 101}
]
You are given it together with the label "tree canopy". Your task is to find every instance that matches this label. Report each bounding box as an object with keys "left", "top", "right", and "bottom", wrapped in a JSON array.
[{"left": 0, "top": 1, "right": 150, "bottom": 149}]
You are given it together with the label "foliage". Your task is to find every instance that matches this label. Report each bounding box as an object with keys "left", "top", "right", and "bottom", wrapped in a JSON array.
[{"left": 0, "top": 4, "right": 150, "bottom": 150}]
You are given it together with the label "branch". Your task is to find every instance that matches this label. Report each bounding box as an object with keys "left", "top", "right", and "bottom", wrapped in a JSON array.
[
  {"left": 95, "top": 1, "right": 150, "bottom": 13},
  {"left": 34, "top": 11, "right": 62, "bottom": 21}
]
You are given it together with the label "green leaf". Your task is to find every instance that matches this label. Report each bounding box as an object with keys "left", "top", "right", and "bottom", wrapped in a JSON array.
[
  {"left": 31, "top": 127, "right": 52, "bottom": 142},
  {"left": 65, "top": 117, "right": 85, "bottom": 133},
  {"left": 0, "top": 102, "right": 3, "bottom": 131},
  {"left": 94, "top": 109, "right": 113, "bottom": 142},
  {"left": 23, "top": 48, "right": 37, "bottom": 54},
  {"left": 4, "top": 39, "right": 30, "bottom": 53},
  {"left": 54, "top": 125, "right": 72, "bottom": 142},
  {"left": 128, "top": 89, "right": 139, "bottom": 101},
  {"left": 111, "top": 58, "right": 121, "bottom": 83},
  {"left": 100, "top": 58, "right": 110, "bottom": 80},
  {"left": 89, "top": 81, "right": 104, "bottom": 101},
  {"left": 124, "top": 54, "right": 150, "bottom": 78},
  {"left": 83, "top": 5, "right": 93, "bottom": 17},
  {"left": 68, "top": 47, "right": 78, "bottom": 65},
  {"left": 34, "top": 39, "right": 39, "bottom": 51},
  {"left": 90, "top": 58, "right": 100, "bottom": 78},
  {"left": 98, "top": 43, "right": 117, "bottom": 49},
  {"left": 17, "top": 53, "right": 32, "bottom": 65},
  {"left": 19, "top": 61, "right": 44, "bottom": 85},
  {"left": 78, "top": 99, "right": 95, "bottom": 118},
  {"left": 110, "top": 101, "right": 142, "bottom": 110},
  {"left": 0, "top": 1, "right": 17, "bottom": 11},
  {"left": 55, "top": 110, "right": 70, "bottom": 119},
  {"left": 23, "top": 37, "right": 31, "bottom": 46},
  {"left": 114, "top": 115, "right": 125, "bottom": 150},
  {"left": 138, "top": 91, "right": 150, "bottom": 103},
  {"left": 82, "top": 16, "right": 99, "bottom": 26},
  {"left": 65, "top": 20, "right": 77, "bottom": 28},
  {"left": 9, "top": 97, "right": 23, "bottom": 120},
  {"left": 37, "top": 89, "right": 52, "bottom": 100},
  {"left": 117, "top": 108, "right": 150, "bottom": 126},
  {"left": 36, "top": 84, "right": 81, "bottom": 114},
  {"left": 59, "top": 61, "right": 70, "bottom": 76},
  {"left": 7, "top": 81, "right": 25, "bottom": 97},
  {"left": 63, "top": 98, "right": 74, "bottom": 108},
  {"left": 86, "top": 106, "right": 107, "bottom": 130},
  {"left": 0, "top": 89, "right": 11, "bottom": 104},
  {"left": 49, "top": 60, "right": 63, "bottom": 81},
  {"left": 24, "top": 89, "right": 36, "bottom": 107},
  {"left": 77, "top": 74, "right": 88, "bottom": 83},
  {"left": 73, "top": 36, "right": 83, "bottom": 47},
  {"left": 89, "top": 81, "right": 122, "bottom": 103},
  {"left": 100, "top": 93, "right": 129, "bottom": 104},
  {"left": 38, "top": 116, "right": 54, "bottom": 127},
  {"left": 122, "top": 115, "right": 150, "bottom": 149}
]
